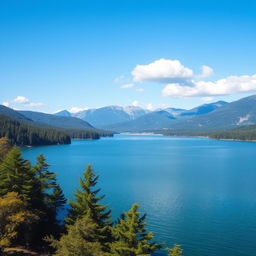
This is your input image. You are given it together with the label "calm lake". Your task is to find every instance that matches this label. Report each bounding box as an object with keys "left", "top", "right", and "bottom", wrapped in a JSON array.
[{"left": 21, "top": 134, "right": 256, "bottom": 256}]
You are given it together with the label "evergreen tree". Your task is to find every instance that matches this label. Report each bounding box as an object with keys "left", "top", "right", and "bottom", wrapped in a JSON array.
[
  {"left": 34, "top": 154, "right": 57, "bottom": 193},
  {"left": 0, "top": 147, "right": 36, "bottom": 204},
  {"left": 49, "top": 184, "right": 66, "bottom": 216},
  {"left": 66, "top": 165, "right": 112, "bottom": 247},
  {"left": 167, "top": 244, "right": 183, "bottom": 256},
  {"left": 32, "top": 154, "right": 58, "bottom": 210},
  {"left": 33, "top": 154, "right": 66, "bottom": 212},
  {"left": 50, "top": 215, "right": 105, "bottom": 256},
  {"left": 109, "top": 203, "right": 162, "bottom": 256},
  {"left": 32, "top": 155, "right": 66, "bottom": 242},
  {"left": 0, "top": 137, "right": 11, "bottom": 162}
]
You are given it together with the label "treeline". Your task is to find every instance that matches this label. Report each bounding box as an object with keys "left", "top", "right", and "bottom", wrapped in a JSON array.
[
  {"left": 0, "top": 114, "right": 113, "bottom": 146},
  {"left": 0, "top": 114, "right": 71, "bottom": 146},
  {"left": 66, "top": 129, "right": 113, "bottom": 140},
  {"left": 0, "top": 137, "right": 182, "bottom": 256},
  {"left": 210, "top": 125, "right": 256, "bottom": 141}
]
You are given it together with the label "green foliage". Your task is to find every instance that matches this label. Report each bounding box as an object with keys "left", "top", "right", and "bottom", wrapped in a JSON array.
[
  {"left": 66, "top": 165, "right": 112, "bottom": 248},
  {"left": 32, "top": 154, "right": 66, "bottom": 242},
  {"left": 210, "top": 124, "right": 256, "bottom": 141},
  {"left": 66, "top": 165, "right": 111, "bottom": 226},
  {"left": 0, "top": 114, "right": 71, "bottom": 146},
  {"left": 0, "top": 137, "right": 12, "bottom": 162},
  {"left": 0, "top": 147, "right": 36, "bottom": 204},
  {"left": 49, "top": 184, "right": 66, "bottom": 216},
  {"left": 66, "top": 129, "right": 113, "bottom": 140},
  {"left": 50, "top": 215, "right": 105, "bottom": 256},
  {"left": 0, "top": 192, "right": 38, "bottom": 248},
  {"left": 109, "top": 203, "right": 162, "bottom": 256},
  {"left": 0, "top": 145, "right": 175, "bottom": 256},
  {"left": 167, "top": 244, "right": 183, "bottom": 256},
  {"left": 0, "top": 145, "right": 66, "bottom": 249}
]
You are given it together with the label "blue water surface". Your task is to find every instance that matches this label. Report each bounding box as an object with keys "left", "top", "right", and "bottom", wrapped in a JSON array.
[{"left": 21, "top": 134, "right": 256, "bottom": 256}]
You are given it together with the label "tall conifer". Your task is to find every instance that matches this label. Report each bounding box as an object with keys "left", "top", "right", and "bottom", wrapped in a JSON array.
[
  {"left": 109, "top": 204, "right": 162, "bottom": 256},
  {"left": 66, "top": 165, "right": 112, "bottom": 247},
  {"left": 0, "top": 147, "right": 35, "bottom": 204}
]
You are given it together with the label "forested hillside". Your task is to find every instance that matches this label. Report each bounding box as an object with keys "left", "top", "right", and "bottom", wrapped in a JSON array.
[
  {"left": 67, "top": 128, "right": 113, "bottom": 140},
  {"left": 0, "top": 105, "right": 114, "bottom": 146},
  {"left": 0, "top": 114, "right": 71, "bottom": 146},
  {"left": 210, "top": 124, "right": 256, "bottom": 141},
  {"left": 19, "top": 110, "right": 95, "bottom": 130}
]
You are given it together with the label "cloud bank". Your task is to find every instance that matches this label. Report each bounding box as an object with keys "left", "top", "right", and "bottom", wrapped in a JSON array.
[
  {"left": 2, "top": 96, "right": 44, "bottom": 108},
  {"left": 132, "top": 58, "right": 194, "bottom": 84},
  {"left": 131, "top": 58, "right": 256, "bottom": 98},
  {"left": 162, "top": 74, "right": 256, "bottom": 97}
]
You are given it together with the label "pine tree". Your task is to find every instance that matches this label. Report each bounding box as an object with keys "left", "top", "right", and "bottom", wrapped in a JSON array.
[
  {"left": 109, "top": 203, "right": 162, "bottom": 256},
  {"left": 32, "top": 155, "right": 66, "bottom": 241},
  {"left": 50, "top": 215, "right": 105, "bottom": 256},
  {"left": 0, "top": 147, "right": 36, "bottom": 204},
  {"left": 34, "top": 154, "right": 57, "bottom": 193},
  {"left": 66, "top": 165, "right": 112, "bottom": 247},
  {"left": 49, "top": 184, "right": 66, "bottom": 215},
  {"left": 0, "top": 137, "right": 11, "bottom": 162},
  {"left": 32, "top": 154, "right": 66, "bottom": 214},
  {"left": 167, "top": 244, "right": 183, "bottom": 256}
]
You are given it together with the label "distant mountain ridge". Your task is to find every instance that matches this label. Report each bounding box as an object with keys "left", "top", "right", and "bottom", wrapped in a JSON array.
[
  {"left": 168, "top": 95, "right": 256, "bottom": 131},
  {"left": 55, "top": 105, "right": 150, "bottom": 128},
  {"left": 0, "top": 105, "right": 32, "bottom": 123},
  {"left": 0, "top": 105, "right": 113, "bottom": 145},
  {"left": 54, "top": 110, "right": 72, "bottom": 117},
  {"left": 102, "top": 101, "right": 228, "bottom": 132},
  {"left": 20, "top": 110, "right": 95, "bottom": 130},
  {"left": 4, "top": 95, "right": 256, "bottom": 135},
  {"left": 55, "top": 102, "right": 227, "bottom": 130}
]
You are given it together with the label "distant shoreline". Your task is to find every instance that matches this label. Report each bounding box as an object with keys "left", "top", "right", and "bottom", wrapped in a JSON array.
[
  {"left": 213, "top": 138, "right": 256, "bottom": 142},
  {"left": 120, "top": 132, "right": 163, "bottom": 136}
]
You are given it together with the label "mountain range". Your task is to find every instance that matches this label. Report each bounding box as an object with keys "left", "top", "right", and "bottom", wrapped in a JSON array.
[
  {"left": 2, "top": 94, "right": 256, "bottom": 135},
  {"left": 19, "top": 110, "right": 95, "bottom": 130},
  {"left": 69, "top": 106, "right": 150, "bottom": 128},
  {"left": 55, "top": 101, "right": 228, "bottom": 132},
  {"left": 168, "top": 95, "right": 256, "bottom": 132}
]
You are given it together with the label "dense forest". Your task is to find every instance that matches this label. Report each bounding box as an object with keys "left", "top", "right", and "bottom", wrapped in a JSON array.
[
  {"left": 0, "top": 114, "right": 113, "bottom": 146},
  {"left": 67, "top": 128, "right": 113, "bottom": 140},
  {"left": 210, "top": 125, "right": 256, "bottom": 141},
  {"left": 0, "top": 114, "right": 71, "bottom": 146},
  {"left": 0, "top": 137, "right": 182, "bottom": 256},
  {"left": 160, "top": 126, "right": 256, "bottom": 142}
]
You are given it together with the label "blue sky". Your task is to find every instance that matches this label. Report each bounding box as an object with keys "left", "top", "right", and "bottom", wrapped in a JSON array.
[{"left": 1, "top": 0, "right": 256, "bottom": 113}]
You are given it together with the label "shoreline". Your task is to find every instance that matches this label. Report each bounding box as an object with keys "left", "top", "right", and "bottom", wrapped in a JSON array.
[
  {"left": 212, "top": 138, "right": 256, "bottom": 142},
  {"left": 120, "top": 132, "right": 163, "bottom": 136}
]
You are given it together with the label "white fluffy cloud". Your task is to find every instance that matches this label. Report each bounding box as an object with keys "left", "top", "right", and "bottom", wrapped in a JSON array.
[
  {"left": 132, "top": 58, "right": 256, "bottom": 98},
  {"left": 198, "top": 65, "right": 214, "bottom": 78},
  {"left": 121, "top": 83, "right": 134, "bottom": 89},
  {"left": 2, "top": 96, "right": 44, "bottom": 108},
  {"left": 162, "top": 74, "right": 256, "bottom": 97},
  {"left": 13, "top": 96, "right": 29, "bottom": 104},
  {"left": 136, "top": 88, "right": 144, "bottom": 92},
  {"left": 132, "top": 58, "right": 194, "bottom": 83}
]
